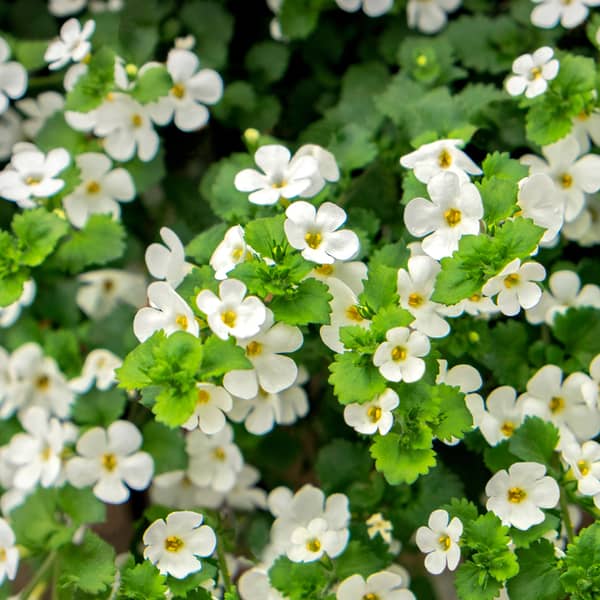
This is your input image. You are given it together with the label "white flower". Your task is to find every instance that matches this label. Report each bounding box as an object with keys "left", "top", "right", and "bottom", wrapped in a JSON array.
[
  {"left": 505, "top": 47, "right": 559, "bottom": 98},
  {"left": 0, "top": 37, "right": 27, "bottom": 115},
  {"left": 0, "top": 146, "right": 70, "bottom": 208},
  {"left": 520, "top": 364, "right": 600, "bottom": 441},
  {"left": 89, "top": 0, "right": 123, "bottom": 12},
  {"left": 145, "top": 227, "right": 192, "bottom": 287},
  {"left": 151, "top": 470, "right": 219, "bottom": 510},
  {"left": 482, "top": 259, "right": 546, "bottom": 317},
  {"left": 344, "top": 388, "right": 399, "bottom": 435},
  {"left": 530, "top": 0, "right": 600, "bottom": 29},
  {"left": 284, "top": 201, "right": 360, "bottom": 264},
  {"left": 0, "top": 279, "right": 35, "bottom": 328},
  {"left": 76, "top": 269, "right": 146, "bottom": 319},
  {"left": 404, "top": 172, "right": 483, "bottom": 259},
  {"left": 485, "top": 462, "right": 560, "bottom": 530},
  {"left": 182, "top": 383, "right": 232, "bottom": 434},
  {"left": 517, "top": 174, "right": 565, "bottom": 245},
  {"left": 415, "top": 509, "right": 462, "bottom": 574},
  {"left": 148, "top": 49, "right": 223, "bottom": 132},
  {"left": 239, "top": 567, "right": 285, "bottom": 600},
  {"left": 0, "top": 342, "right": 74, "bottom": 419},
  {"left": 48, "top": 0, "right": 87, "bottom": 16},
  {"left": 406, "top": 0, "right": 462, "bottom": 34},
  {"left": 223, "top": 309, "right": 303, "bottom": 399},
  {"left": 5, "top": 406, "right": 76, "bottom": 491},
  {"left": 335, "top": 0, "right": 393, "bottom": 17},
  {"left": 186, "top": 425, "right": 243, "bottom": 493},
  {"left": 210, "top": 225, "right": 253, "bottom": 280},
  {"left": 66, "top": 420, "right": 154, "bottom": 504},
  {"left": 234, "top": 144, "right": 319, "bottom": 205},
  {"left": 320, "top": 279, "right": 371, "bottom": 353},
  {"left": 143, "top": 511, "right": 216, "bottom": 579},
  {"left": 222, "top": 464, "right": 268, "bottom": 511},
  {"left": 45, "top": 19, "right": 95, "bottom": 71},
  {"left": 94, "top": 94, "right": 159, "bottom": 162},
  {"left": 134, "top": 281, "right": 199, "bottom": 342},
  {"left": 196, "top": 279, "right": 266, "bottom": 341},
  {"left": 337, "top": 571, "right": 415, "bottom": 600},
  {"left": 521, "top": 135, "right": 600, "bottom": 222},
  {"left": 0, "top": 518, "right": 18, "bottom": 584},
  {"left": 561, "top": 441, "right": 600, "bottom": 500},
  {"left": 292, "top": 144, "right": 340, "bottom": 196},
  {"left": 366, "top": 513, "right": 393, "bottom": 544},
  {"left": 63, "top": 152, "right": 135, "bottom": 227},
  {"left": 436, "top": 359, "right": 482, "bottom": 394},
  {"left": 397, "top": 256, "right": 457, "bottom": 338},
  {"left": 525, "top": 270, "right": 600, "bottom": 325},
  {"left": 69, "top": 348, "right": 122, "bottom": 394},
  {"left": 0, "top": 108, "right": 23, "bottom": 161},
  {"left": 450, "top": 291, "right": 498, "bottom": 317},
  {"left": 308, "top": 260, "right": 367, "bottom": 296},
  {"left": 373, "top": 327, "right": 430, "bottom": 383},
  {"left": 400, "top": 139, "right": 481, "bottom": 184},
  {"left": 16, "top": 91, "right": 64, "bottom": 138},
  {"left": 466, "top": 386, "right": 526, "bottom": 446},
  {"left": 572, "top": 110, "right": 600, "bottom": 153},
  {"left": 563, "top": 195, "right": 600, "bottom": 246}
]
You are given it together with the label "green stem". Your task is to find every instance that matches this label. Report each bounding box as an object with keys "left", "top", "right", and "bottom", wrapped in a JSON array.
[
  {"left": 216, "top": 536, "right": 233, "bottom": 592},
  {"left": 26, "top": 73, "right": 65, "bottom": 89},
  {"left": 560, "top": 490, "right": 575, "bottom": 544},
  {"left": 18, "top": 551, "right": 56, "bottom": 599}
]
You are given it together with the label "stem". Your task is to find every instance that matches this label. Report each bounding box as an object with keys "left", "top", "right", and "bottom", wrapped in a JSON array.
[
  {"left": 560, "top": 489, "right": 575, "bottom": 544},
  {"left": 27, "top": 73, "right": 65, "bottom": 89},
  {"left": 18, "top": 551, "right": 56, "bottom": 599},
  {"left": 216, "top": 536, "right": 233, "bottom": 592}
]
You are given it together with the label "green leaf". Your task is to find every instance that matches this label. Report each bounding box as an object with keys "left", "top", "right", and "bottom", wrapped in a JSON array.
[
  {"left": 52, "top": 215, "right": 126, "bottom": 273},
  {"left": 270, "top": 278, "right": 332, "bottom": 326},
  {"left": 508, "top": 417, "right": 559, "bottom": 467},
  {"left": 245, "top": 41, "right": 290, "bottom": 84},
  {"left": 370, "top": 433, "right": 436, "bottom": 485},
  {"left": 268, "top": 557, "right": 328, "bottom": 600},
  {"left": 186, "top": 223, "right": 228, "bottom": 265},
  {"left": 526, "top": 98, "right": 573, "bottom": 146},
  {"left": 58, "top": 531, "right": 116, "bottom": 594},
  {"left": 328, "top": 123, "right": 378, "bottom": 171},
  {"left": 455, "top": 562, "right": 502, "bottom": 600},
  {"left": 14, "top": 39, "right": 48, "bottom": 70},
  {"left": 561, "top": 522, "right": 600, "bottom": 599},
  {"left": 130, "top": 66, "right": 172, "bottom": 103},
  {"left": 552, "top": 307, "right": 600, "bottom": 368},
  {"left": 119, "top": 560, "right": 167, "bottom": 600},
  {"left": 509, "top": 513, "right": 560, "bottom": 549},
  {"left": 57, "top": 486, "right": 106, "bottom": 528},
  {"left": 71, "top": 387, "right": 127, "bottom": 427},
  {"left": 431, "top": 383, "right": 472, "bottom": 442},
  {"left": 334, "top": 539, "right": 391, "bottom": 579},
  {"left": 165, "top": 562, "right": 217, "bottom": 597},
  {"left": 117, "top": 331, "right": 164, "bottom": 390},
  {"left": 482, "top": 152, "right": 529, "bottom": 183},
  {"left": 243, "top": 215, "right": 287, "bottom": 260},
  {"left": 444, "top": 497, "right": 479, "bottom": 524},
  {"left": 507, "top": 540, "right": 563, "bottom": 600},
  {"left": 360, "top": 264, "right": 399, "bottom": 313},
  {"left": 315, "top": 439, "right": 373, "bottom": 494},
  {"left": 279, "top": 0, "right": 325, "bottom": 40},
  {"left": 477, "top": 177, "right": 518, "bottom": 227},
  {"left": 329, "top": 351, "right": 387, "bottom": 405},
  {"left": 65, "top": 47, "right": 116, "bottom": 112},
  {"left": 12, "top": 209, "right": 69, "bottom": 267},
  {"left": 552, "top": 53, "right": 596, "bottom": 96},
  {"left": 142, "top": 421, "right": 186, "bottom": 475},
  {"left": 199, "top": 336, "right": 252, "bottom": 379},
  {"left": 371, "top": 306, "right": 413, "bottom": 338}
]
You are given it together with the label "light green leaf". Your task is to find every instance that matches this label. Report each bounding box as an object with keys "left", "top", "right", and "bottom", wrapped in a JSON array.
[{"left": 12, "top": 209, "right": 69, "bottom": 267}]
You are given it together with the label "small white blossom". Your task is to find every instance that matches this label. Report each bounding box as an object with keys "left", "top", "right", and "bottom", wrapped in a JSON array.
[
  {"left": 571, "top": 109, "right": 600, "bottom": 152},
  {"left": 149, "top": 49, "right": 223, "bottom": 132},
  {"left": 210, "top": 225, "right": 253, "bottom": 280},
  {"left": 336, "top": 0, "right": 393, "bottom": 17},
  {"left": 415, "top": 509, "right": 462, "bottom": 574},
  {"left": 69, "top": 348, "right": 122, "bottom": 394},
  {"left": 234, "top": 144, "right": 319, "bottom": 205},
  {"left": 134, "top": 281, "right": 199, "bottom": 342},
  {"left": 404, "top": 171, "right": 483, "bottom": 259},
  {"left": 407, "top": 0, "right": 461, "bottom": 33},
  {"left": 66, "top": 420, "right": 154, "bottom": 503},
  {"left": 145, "top": 227, "right": 192, "bottom": 287},
  {"left": 436, "top": 359, "right": 482, "bottom": 394},
  {"left": 562, "top": 441, "right": 600, "bottom": 502},
  {"left": 0, "top": 146, "right": 70, "bottom": 208},
  {"left": 373, "top": 327, "right": 430, "bottom": 383},
  {"left": 151, "top": 470, "right": 217, "bottom": 510},
  {"left": 45, "top": 18, "right": 95, "bottom": 71},
  {"left": 0, "top": 518, "right": 18, "bottom": 584},
  {"left": 143, "top": 511, "right": 216, "bottom": 579},
  {"left": 486, "top": 462, "right": 560, "bottom": 530},
  {"left": 0, "top": 37, "right": 27, "bottom": 115},
  {"left": 16, "top": 91, "right": 64, "bottom": 138},
  {"left": 530, "top": 0, "right": 600, "bottom": 29},
  {"left": 76, "top": 269, "right": 146, "bottom": 320},
  {"left": 239, "top": 567, "right": 285, "bottom": 600},
  {"left": 48, "top": 0, "right": 87, "bottom": 15},
  {"left": 308, "top": 260, "right": 367, "bottom": 296},
  {"left": 563, "top": 195, "right": 600, "bottom": 246},
  {"left": 344, "top": 388, "right": 399, "bottom": 435},
  {"left": 337, "top": 571, "right": 415, "bottom": 600},
  {"left": 0, "top": 108, "right": 23, "bottom": 161},
  {"left": 0, "top": 279, "right": 35, "bottom": 328},
  {"left": 482, "top": 258, "right": 546, "bottom": 316},
  {"left": 366, "top": 513, "right": 394, "bottom": 544},
  {"left": 182, "top": 383, "right": 232, "bottom": 434},
  {"left": 505, "top": 47, "right": 559, "bottom": 98},
  {"left": 196, "top": 279, "right": 266, "bottom": 341},
  {"left": 292, "top": 144, "right": 340, "bottom": 196},
  {"left": 63, "top": 152, "right": 135, "bottom": 227}
]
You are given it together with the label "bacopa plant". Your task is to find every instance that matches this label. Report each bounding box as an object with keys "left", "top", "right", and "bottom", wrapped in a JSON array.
[{"left": 0, "top": 0, "right": 600, "bottom": 598}]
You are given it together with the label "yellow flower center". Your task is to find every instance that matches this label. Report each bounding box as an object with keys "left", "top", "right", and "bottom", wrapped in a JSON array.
[
  {"left": 503, "top": 273, "right": 520, "bottom": 288},
  {"left": 391, "top": 346, "right": 407, "bottom": 362},
  {"left": 577, "top": 459, "right": 590, "bottom": 476},
  {"left": 40, "top": 446, "right": 53, "bottom": 461},
  {"left": 175, "top": 314, "right": 188, "bottom": 330},
  {"left": 346, "top": 305, "right": 364, "bottom": 322},
  {"left": 35, "top": 375, "right": 50, "bottom": 390},
  {"left": 363, "top": 594, "right": 380, "bottom": 600},
  {"left": 271, "top": 179, "right": 287, "bottom": 189},
  {"left": 560, "top": 173, "right": 573, "bottom": 189},
  {"left": 469, "top": 293, "right": 481, "bottom": 302},
  {"left": 25, "top": 176, "right": 42, "bottom": 186},
  {"left": 197, "top": 389, "right": 210, "bottom": 404},
  {"left": 507, "top": 486, "right": 527, "bottom": 503},
  {"left": 102, "top": 453, "right": 117, "bottom": 472},
  {"left": 305, "top": 232, "right": 323, "bottom": 249},
  {"left": 171, "top": 83, "right": 186, "bottom": 99},
  {"left": 315, "top": 264, "right": 334, "bottom": 276},
  {"left": 221, "top": 310, "right": 237, "bottom": 328},
  {"left": 82, "top": 53, "right": 92, "bottom": 65},
  {"left": 444, "top": 208, "right": 462, "bottom": 227},
  {"left": 367, "top": 406, "right": 382, "bottom": 423},
  {"left": 438, "top": 534, "right": 452, "bottom": 551},
  {"left": 131, "top": 114, "right": 143, "bottom": 128},
  {"left": 246, "top": 341, "right": 262, "bottom": 356},
  {"left": 103, "top": 278, "right": 115, "bottom": 292},
  {"left": 530, "top": 66, "right": 543, "bottom": 80},
  {"left": 231, "top": 246, "right": 244, "bottom": 260},
  {"left": 438, "top": 149, "right": 453, "bottom": 168},
  {"left": 408, "top": 292, "right": 424, "bottom": 307},
  {"left": 549, "top": 396, "right": 565, "bottom": 414},
  {"left": 501, "top": 421, "right": 515, "bottom": 437},
  {"left": 164, "top": 535, "right": 184, "bottom": 552},
  {"left": 213, "top": 447, "right": 226, "bottom": 461},
  {"left": 86, "top": 180, "right": 101, "bottom": 194},
  {"left": 306, "top": 538, "right": 321, "bottom": 553}
]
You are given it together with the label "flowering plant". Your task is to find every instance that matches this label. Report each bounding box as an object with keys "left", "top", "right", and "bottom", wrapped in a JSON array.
[{"left": 0, "top": 1, "right": 600, "bottom": 599}]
